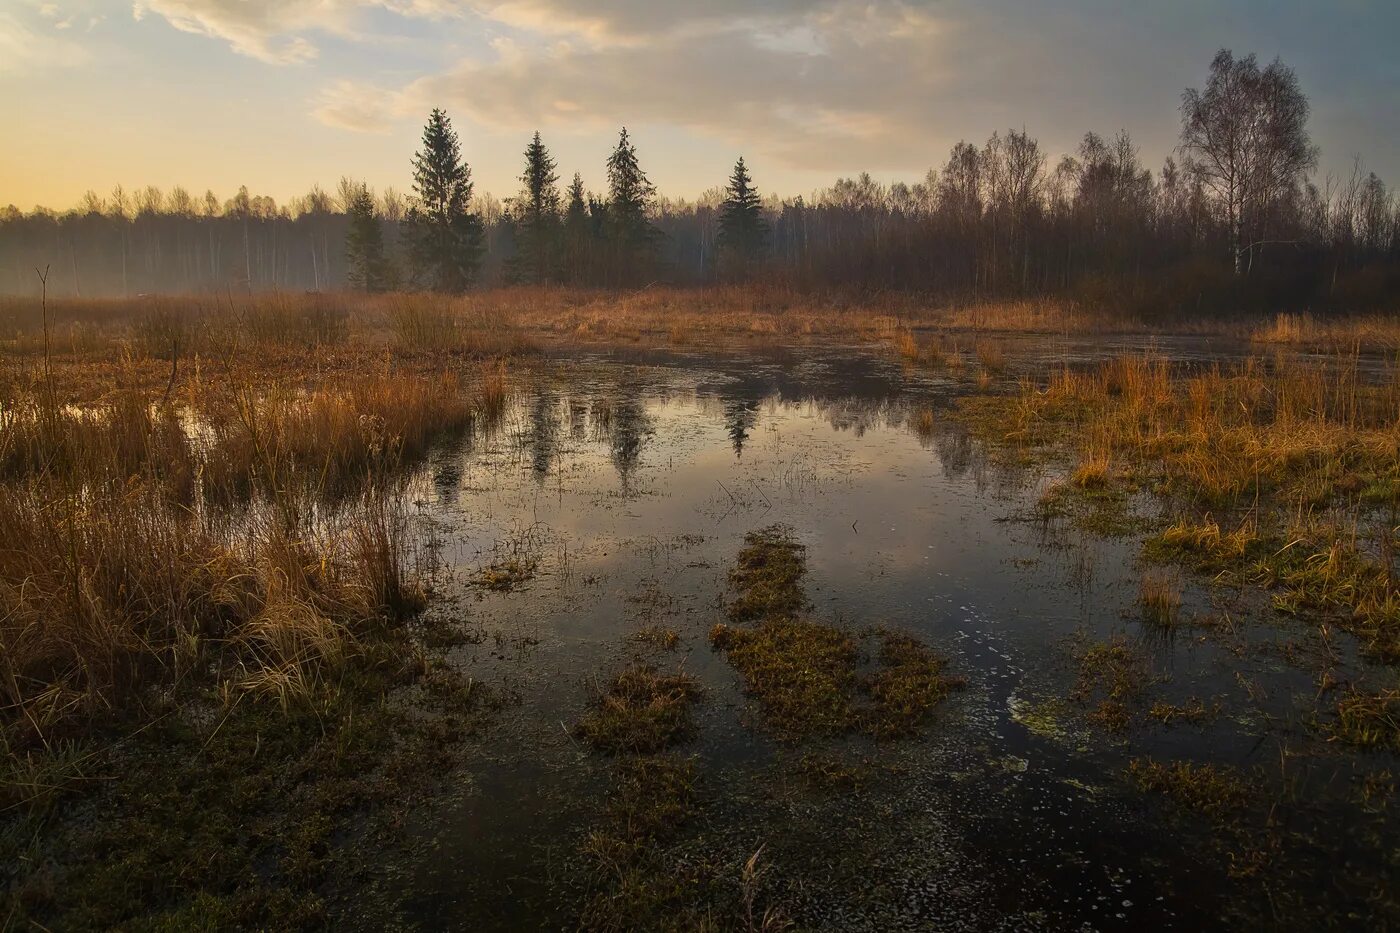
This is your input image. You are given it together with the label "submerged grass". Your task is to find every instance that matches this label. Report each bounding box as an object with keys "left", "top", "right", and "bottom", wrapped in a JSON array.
[
  {"left": 1070, "top": 634, "right": 1155, "bottom": 732},
  {"left": 1127, "top": 758, "right": 1250, "bottom": 822},
  {"left": 1332, "top": 688, "right": 1400, "bottom": 752},
  {"left": 711, "top": 525, "right": 962, "bottom": 741},
  {"left": 576, "top": 666, "right": 703, "bottom": 755}
]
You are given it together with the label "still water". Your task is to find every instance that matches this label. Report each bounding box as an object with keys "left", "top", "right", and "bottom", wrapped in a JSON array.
[{"left": 363, "top": 343, "right": 1392, "bottom": 931}]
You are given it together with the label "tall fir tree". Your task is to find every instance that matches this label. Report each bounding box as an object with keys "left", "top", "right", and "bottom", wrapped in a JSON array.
[
  {"left": 717, "top": 157, "right": 767, "bottom": 277},
  {"left": 344, "top": 181, "right": 394, "bottom": 292},
  {"left": 562, "top": 172, "right": 592, "bottom": 284},
  {"left": 511, "top": 131, "right": 561, "bottom": 284},
  {"left": 404, "top": 108, "right": 483, "bottom": 292},
  {"left": 605, "top": 127, "right": 659, "bottom": 283}
]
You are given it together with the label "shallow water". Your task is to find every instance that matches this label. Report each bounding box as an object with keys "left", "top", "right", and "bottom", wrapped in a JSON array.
[{"left": 371, "top": 343, "right": 1395, "bottom": 931}]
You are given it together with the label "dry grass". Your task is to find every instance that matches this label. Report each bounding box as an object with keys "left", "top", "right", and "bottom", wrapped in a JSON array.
[
  {"left": 196, "top": 370, "right": 478, "bottom": 503},
  {"left": 0, "top": 286, "right": 1269, "bottom": 404},
  {"left": 1332, "top": 688, "right": 1400, "bottom": 751},
  {"left": 968, "top": 348, "right": 1400, "bottom": 663},
  {"left": 575, "top": 666, "right": 702, "bottom": 754},
  {"left": 1127, "top": 758, "right": 1250, "bottom": 821},
  {"left": 1253, "top": 312, "right": 1400, "bottom": 352},
  {"left": 911, "top": 407, "right": 936, "bottom": 442},
  {"left": 0, "top": 468, "right": 423, "bottom": 747},
  {"left": 1139, "top": 570, "right": 1184, "bottom": 627},
  {"left": 0, "top": 358, "right": 475, "bottom": 752}
]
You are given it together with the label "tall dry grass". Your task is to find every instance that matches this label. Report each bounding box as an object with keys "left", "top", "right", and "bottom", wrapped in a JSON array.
[
  {"left": 990, "top": 348, "right": 1400, "bottom": 658},
  {"left": 1253, "top": 312, "right": 1400, "bottom": 353},
  {"left": 0, "top": 361, "right": 495, "bottom": 753},
  {"left": 199, "top": 371, "right": 477, "bottom": 500}
]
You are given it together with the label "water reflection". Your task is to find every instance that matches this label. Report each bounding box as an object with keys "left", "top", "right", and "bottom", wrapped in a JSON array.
[{"left": 392, "top": 348, "right": 1396, "bottom": 932}]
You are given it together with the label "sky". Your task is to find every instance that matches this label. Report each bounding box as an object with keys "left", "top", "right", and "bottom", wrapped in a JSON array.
[{"left": 2, "top": 0, "right": 1398, "bottom": 212}]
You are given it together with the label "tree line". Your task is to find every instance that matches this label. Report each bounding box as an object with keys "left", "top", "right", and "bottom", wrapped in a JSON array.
[{"left": 3, "top": 49, "right": 1398, "bottom": 316}]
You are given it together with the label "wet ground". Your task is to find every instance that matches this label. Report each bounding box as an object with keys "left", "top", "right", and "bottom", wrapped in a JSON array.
[{"left": 359, "top": 342, "right": 1397, "bottom": 931}]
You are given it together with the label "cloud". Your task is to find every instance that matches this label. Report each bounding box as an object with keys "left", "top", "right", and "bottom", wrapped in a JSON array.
[
  {"left": 311, "top": 79, "right": 406, "bottom": 134},
  {"left": 116, "top": 0, "right": 1400, "bottom": 186},
  {"left": 392, "top": 2, "right": 965, "bottom": 169},
  {"left": 0, "top": 10, "right": 89, "bottom": 73},
  {"left": 129, "top": 0, "right": 832, "bottom": 64},
  {"left": 131, "top": 0, "right": 360, "bottom": 63}
]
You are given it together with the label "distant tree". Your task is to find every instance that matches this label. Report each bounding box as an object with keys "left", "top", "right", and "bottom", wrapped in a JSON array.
[
  {"left": 605, "top": 127, "right": 659, "bottom": 283},
  {"left": 717, "top": 157, "right": 767, "bottom": 276},
  {"left": 562, "top": 173, "right": 592, "bottom": 283},
  {"left": 344, "top": 180, "right": 394, "bottom": 292},
  {"left": 1179, "top": 49, "right": 1317, "bottom": 275},
  {"left": 404, "top": 108, "right": 483, "bottom": 291},
  {"left": 512, "top": 131, "right": 561, "bottom": 284}
]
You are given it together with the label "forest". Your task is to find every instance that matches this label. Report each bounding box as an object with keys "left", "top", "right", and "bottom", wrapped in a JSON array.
[{"left": 2, "top": 50, "right": 1398, "bottom": 317}]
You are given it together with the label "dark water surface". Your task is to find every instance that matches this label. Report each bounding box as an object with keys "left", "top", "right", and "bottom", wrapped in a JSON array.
[{"left": 366, "top": 343, "right": 1394, "bottom": 931}]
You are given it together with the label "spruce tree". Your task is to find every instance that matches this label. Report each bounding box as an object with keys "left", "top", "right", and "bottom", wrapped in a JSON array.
[
  {"left": 345, "top": 181, "right": 393, "bottom": 292},
  {"left": 513, "top": 131, "right": 561, "bottom": 284},
  {"left": 404, "top": 108, "right": 483, "bottom": 292},
  {"left": 605, "top": 127, "right": 658, "bottom": 283},
  {"left": 717, "top": 157, "right": 767, "bottom": 277},
  {"left": 562, "top": 172, "right": 592, "bottom": 284}
]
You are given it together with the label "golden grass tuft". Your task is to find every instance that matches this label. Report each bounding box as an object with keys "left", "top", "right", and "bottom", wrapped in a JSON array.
[
  {"left": 575, "top": 665, "right": 703, "bottom": 754},
  {"left": 1127, "top": 757, "right": 1250, "bottom": 821},
  {"left": 1139, "top": 570, "right": 1184, "bottom": 627}
]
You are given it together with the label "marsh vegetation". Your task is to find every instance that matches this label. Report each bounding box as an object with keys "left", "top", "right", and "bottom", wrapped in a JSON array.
[{"left": 1, "top": 288, "right": 1398, "bottom": 930}]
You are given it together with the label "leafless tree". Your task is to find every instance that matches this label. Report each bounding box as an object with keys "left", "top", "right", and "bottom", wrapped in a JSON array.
[{"left": 1179, "top": 49, "right": 1317, "bottom": 274}]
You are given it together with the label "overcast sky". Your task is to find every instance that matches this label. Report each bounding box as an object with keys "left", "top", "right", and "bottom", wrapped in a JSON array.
[{"left": 2, "top": 0, "right": 1398, "bottom": 211}]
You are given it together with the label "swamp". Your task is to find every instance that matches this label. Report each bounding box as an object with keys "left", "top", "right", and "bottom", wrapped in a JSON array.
[{"left": 2, "top": 298, "right": 1398, "bottom": 930}]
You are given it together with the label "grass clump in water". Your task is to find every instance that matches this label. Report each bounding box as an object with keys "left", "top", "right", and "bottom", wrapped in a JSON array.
[
  {"left": 726, "top": 525, "right": 808, "bottom": 622},
  {"left": 1147, "top": 697, "right": 1220, "bottom": 727},
  {"left": 576, "top": 665, "right": 702, "bottom": 754},
  {"left": 1139, "top": 570, "right": 1184, "bottom": 628},
  {"left": 470, "top": 557, "right": 537, "bottom": 591},
  {"left": 629, "top": 626, "right": 681, "bottom": 652},
  {"left": 712, "top": 525, "right": 961, "bottom": 741},
  {"left": 1127, "top": 757, "right": 1250, "bottom": 822},
  {"left": 711, "top": 617, "right": 859, "bottom": 739},
  {"left": 1070, "top": 634, "right": 1155, "bottom": 732},
  {"left": 862, "top": 631, "right": 967, "bottom": 738},
  {"left": 1332, "top": 688, "right": 1400, "bottom": 752}
]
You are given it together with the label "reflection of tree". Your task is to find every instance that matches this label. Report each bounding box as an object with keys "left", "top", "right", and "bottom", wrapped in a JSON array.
[
  {"left": 525, "top": 390, "right": 560, "bottom": 484},
  {"left": 723, "top": 398, "right": 759, "bottom": 457},
  {"left": 607, "top": 391, "right": 653, "bottom": 491},
  {"left": 568, "top": 397, "right": 588, "bottom": 441},
  {"left": 430, "top": 437, "right": 466, "bottom": 505},
  {"left": 812, "top": 398, "right": 897, "bottom": 437}
]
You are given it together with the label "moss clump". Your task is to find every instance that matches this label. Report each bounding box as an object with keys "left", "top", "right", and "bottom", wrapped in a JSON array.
[
  {"left": 711, "top": 618, "right": 859, "bottom": 738},
  {"left": 1127, "top": 757, "right": 1250, "bottom": 822},
  {"left": 576, "top": 665, "right": 702, "bottom": 754},
  {"left": 1070, "top": 635, "right": 1154, "bottom": 732},
  {"left": 726, "top": 525, "right": 808, "bottom": 622},
  {"left": 862, "top": 631, "right": 967, "bottom": 738},
  {"left": 713, "top": 526, "right": 961, "bottom": 741}
]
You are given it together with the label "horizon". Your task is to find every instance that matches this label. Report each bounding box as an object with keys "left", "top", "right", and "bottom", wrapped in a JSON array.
[{"left": 3, "top": 1, "right": 1400, "bottom": 212}]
